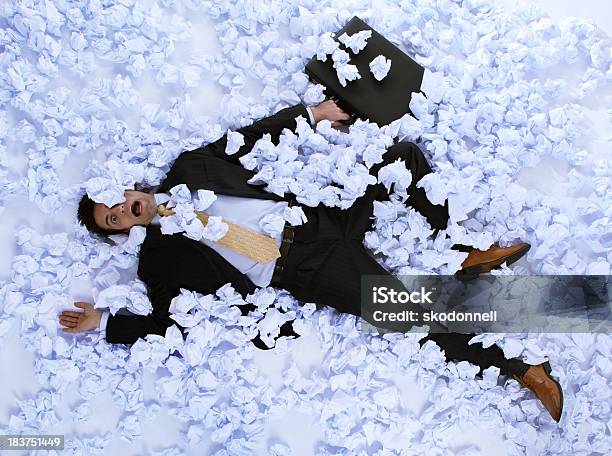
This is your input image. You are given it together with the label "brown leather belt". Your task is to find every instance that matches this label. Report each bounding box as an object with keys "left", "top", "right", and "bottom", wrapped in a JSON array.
[
  {"left": 270, "top": 197, "right": 297, "bottom": 287},
  {"left": 270, "top": 224, "right": 294, "bottom": 287}
]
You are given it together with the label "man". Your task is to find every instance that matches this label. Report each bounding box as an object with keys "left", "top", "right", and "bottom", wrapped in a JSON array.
[{"left": 61, "top": 100, "right": 562, "bottom": 422}]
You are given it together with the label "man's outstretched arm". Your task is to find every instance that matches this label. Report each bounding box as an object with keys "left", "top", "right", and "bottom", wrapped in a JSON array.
[
  {"left": 60, "top": 236, "right": 300, "bottom": 347},
  {"left": 205, "top": 100, "right": 349, "bottom": 165},
  {"left": 60, "top": 286, "right": 298, "bottom": 347}
]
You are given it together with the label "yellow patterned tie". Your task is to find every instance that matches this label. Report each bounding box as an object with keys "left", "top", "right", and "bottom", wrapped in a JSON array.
[{"left": 157, "top": 204, "right": 281, "bottom": 263}]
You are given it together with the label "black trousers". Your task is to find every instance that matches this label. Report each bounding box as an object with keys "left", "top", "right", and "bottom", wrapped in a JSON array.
[{"left": 277, "top": 141, "right": 528, "bottom": 377}]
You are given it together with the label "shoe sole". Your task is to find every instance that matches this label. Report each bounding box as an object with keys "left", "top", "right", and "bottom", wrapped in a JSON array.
[{"left": 455, "top": 244, "right": 531, "bottom": 281}]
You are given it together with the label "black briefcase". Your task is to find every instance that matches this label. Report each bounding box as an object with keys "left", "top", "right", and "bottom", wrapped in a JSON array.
[{"left": 305, "top": 16, "right": 425, "bottom": 127}]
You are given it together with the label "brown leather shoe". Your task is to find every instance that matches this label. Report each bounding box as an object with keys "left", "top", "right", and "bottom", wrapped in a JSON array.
[
  {"left": 457, "top": 242, "right": 530, "bottom": 280},
  {"left": 514, "top": 362, "right": 563, "bottom": 422}
]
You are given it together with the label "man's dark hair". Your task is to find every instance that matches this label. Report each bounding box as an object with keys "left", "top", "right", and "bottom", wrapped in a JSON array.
[{"left": 77, "top": 193, "right": 123, "bottom": 237}]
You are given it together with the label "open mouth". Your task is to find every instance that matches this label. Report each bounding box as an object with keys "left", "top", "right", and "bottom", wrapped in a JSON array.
[{"left": 131, "top": 200, "right": 142, "bottom": 217}]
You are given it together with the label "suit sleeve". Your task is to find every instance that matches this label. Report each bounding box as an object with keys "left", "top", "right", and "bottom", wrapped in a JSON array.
[
  {"left": 205, "top": 104, "right": 310, "bottom": 165},
  {"left": 106, "top": 287, "right": 299, "bottom": 348},
  {"left": 104, "top": 236, "right": 299, "bottom": 347}
]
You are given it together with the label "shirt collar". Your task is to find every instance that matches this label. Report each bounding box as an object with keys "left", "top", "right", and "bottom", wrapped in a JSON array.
[{"left": 149, "top": 193, "right": 170, "bottom": 226}]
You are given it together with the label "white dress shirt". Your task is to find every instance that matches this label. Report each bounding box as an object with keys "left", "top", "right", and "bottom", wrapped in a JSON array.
[
  {"left": 151, "top": 192, "right": 288, "bottom": 287},
  {"left": 99, "top": 105, "right": 316, "bottom": 336}
]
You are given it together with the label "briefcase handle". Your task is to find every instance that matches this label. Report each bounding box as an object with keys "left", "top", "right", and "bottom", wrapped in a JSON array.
[{"left": 329, "top": 96, "right": 358, "bottom": 125}]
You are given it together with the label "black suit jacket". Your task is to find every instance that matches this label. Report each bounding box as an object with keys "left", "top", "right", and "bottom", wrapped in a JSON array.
[{"left": 105, "top": 104, "right": 310, "bottom": 346}]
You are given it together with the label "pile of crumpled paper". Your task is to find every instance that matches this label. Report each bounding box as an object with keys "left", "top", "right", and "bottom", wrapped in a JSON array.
[{"left": 0, "top": 0, "right": 610, "bottom": 454}]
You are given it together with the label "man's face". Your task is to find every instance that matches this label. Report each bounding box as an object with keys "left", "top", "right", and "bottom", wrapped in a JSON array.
[{"left": 92, "top": 190, "right": 157, "bottom": 233}]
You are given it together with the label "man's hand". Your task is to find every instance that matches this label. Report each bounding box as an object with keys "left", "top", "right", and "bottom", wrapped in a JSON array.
[
  {"left": 310, "top": 100, "right": 350, "bottom": 127},
  {"left": 59, "top": 302, "right": 103, "bottom": 334}
]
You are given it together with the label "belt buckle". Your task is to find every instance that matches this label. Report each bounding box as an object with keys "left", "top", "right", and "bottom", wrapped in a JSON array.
[{"left": 282, "top": 226, "right": 294, "bottom": 244}]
